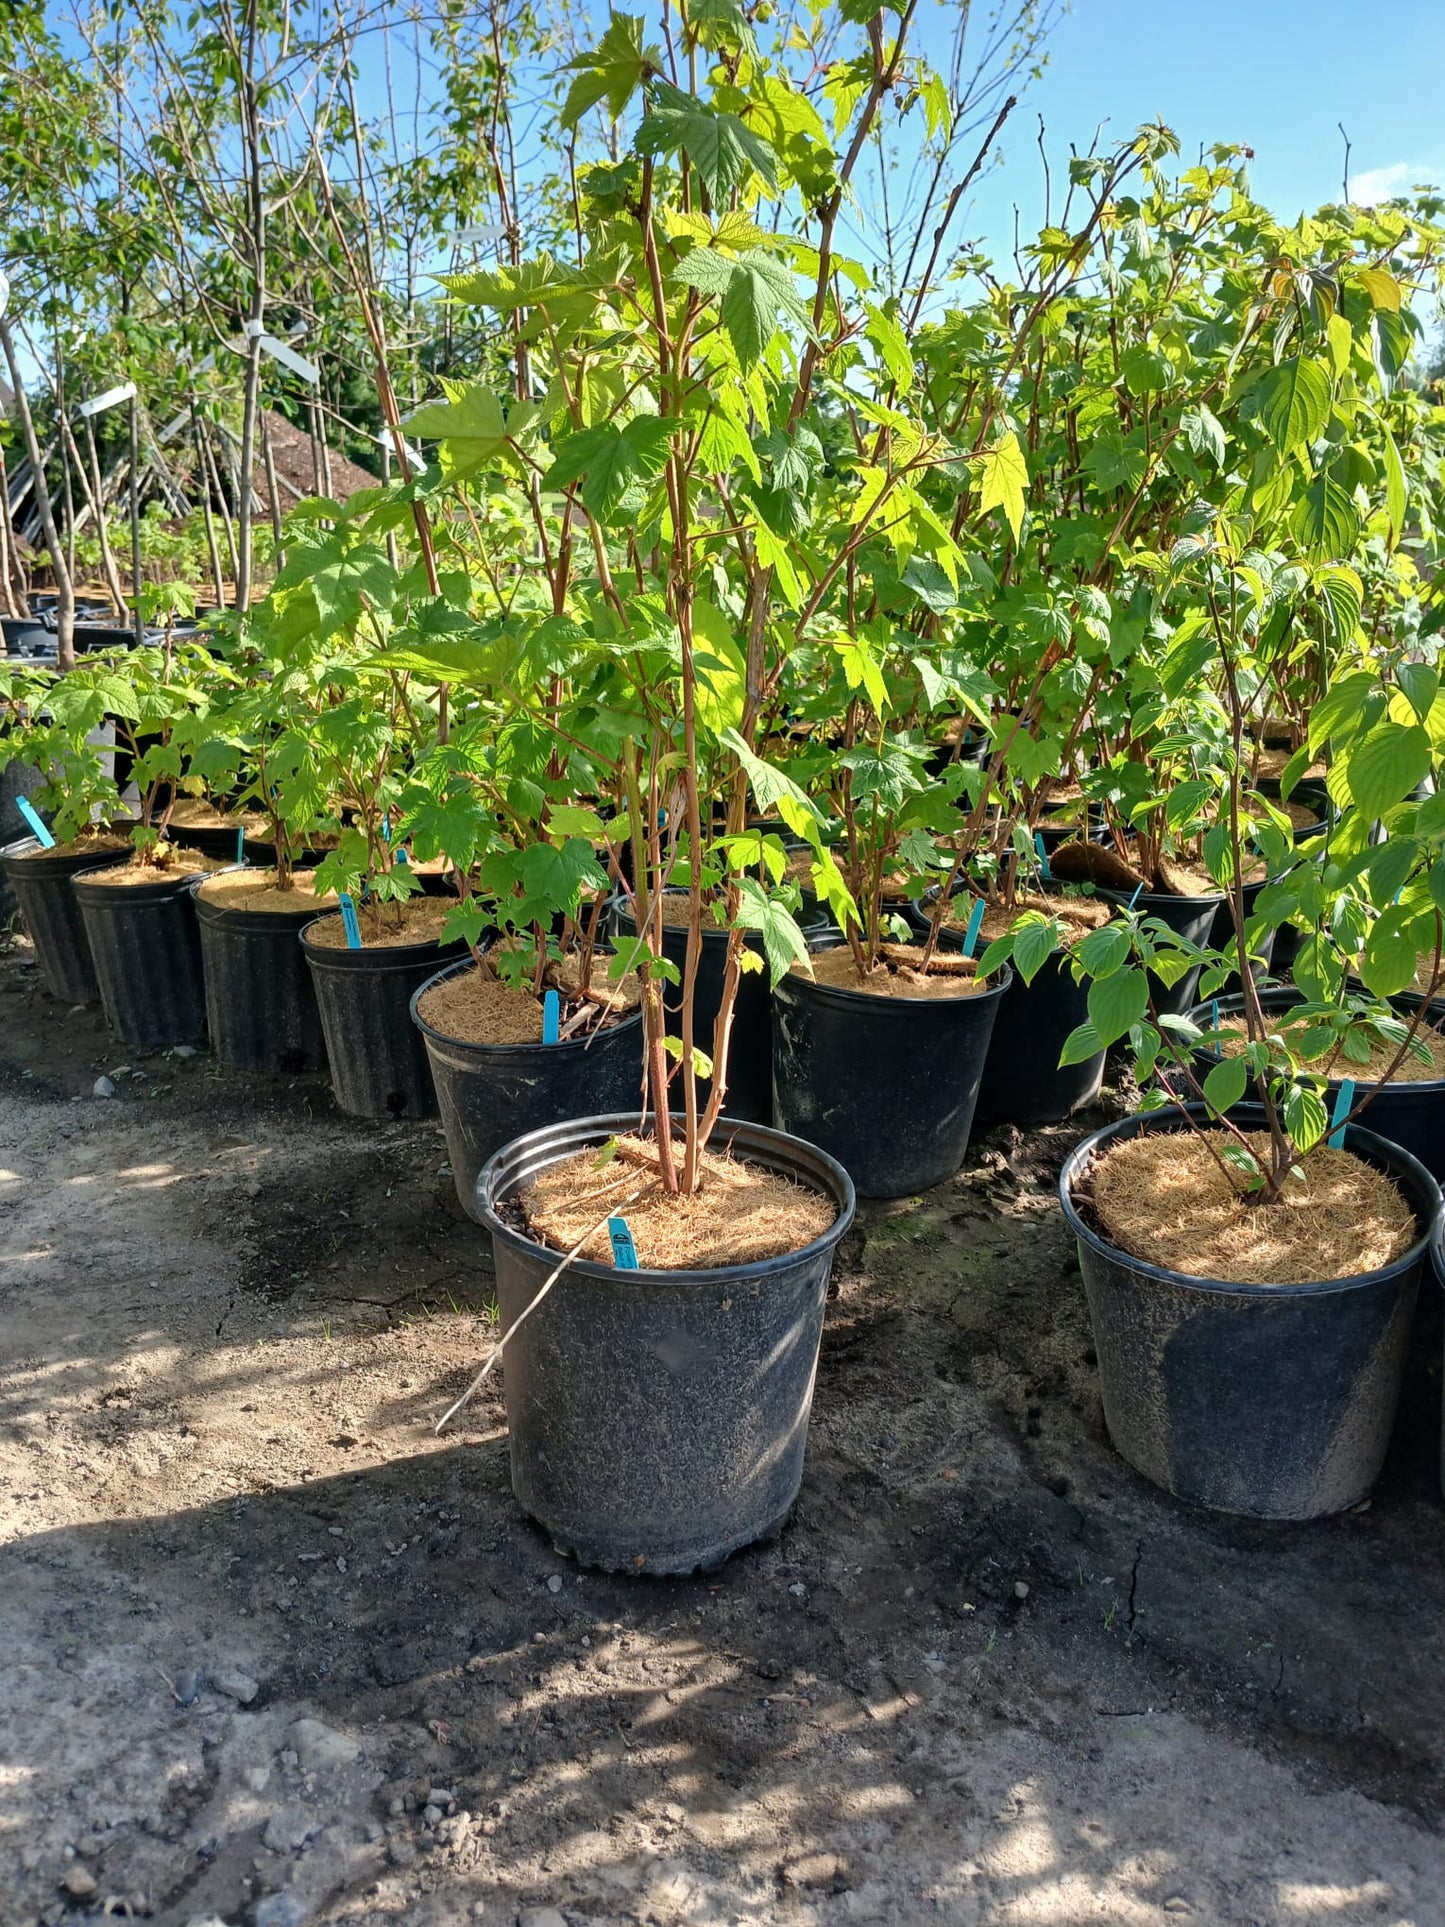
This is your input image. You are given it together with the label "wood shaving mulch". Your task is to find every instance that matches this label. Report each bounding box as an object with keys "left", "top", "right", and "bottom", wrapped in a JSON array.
[
  {"left": 800, "top": 943, "right": 988, "bottom": 1000},
  {"left": 1089, "top": 1129, "right": 1418, "bottom": 1285}
]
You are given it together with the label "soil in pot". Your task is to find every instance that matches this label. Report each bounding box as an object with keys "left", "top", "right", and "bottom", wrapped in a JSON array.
[
  {"left": 301, "top": 896, "right": 468, "bottom": 1119},
  {"left": 166, "top": 798, "right": 269, "bottom": 860},
  {"left": 73, "top": 850, "right": 221, "bottom": 1048},
  {"left": 1054, "top": 837, "right": 1224, "bottom": 1018},
  {"left": 2, "top": 827, "right": 135, "bottom": 1002},
  {"left": 477, "top": 1113, "right": 855, "bottom": 1573},
  {"left": 194, "top": 868, "right": 338, "bottom": 1074},
  {"left": 1061, "top": 1105, "right": 1439, "bottom": 1518},
  {"left": 1188, "top": 987, "right": 1445, "bottom": 1182},
  {"left": 413, "top": 951, "right": 645, "bottom": 1219},
  {"left": 772, "top": 938, "right": 1009, "bottom": 1198},
  {"left": 938, "top": 887, "right": 1112, "bottom": 1126}
]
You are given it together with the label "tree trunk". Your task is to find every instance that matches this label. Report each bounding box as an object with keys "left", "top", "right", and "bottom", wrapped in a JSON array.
[
  {"left": 79, "top": 416, "right": 128, "bottom": 616},
  {"left": 0, "top": 445, "right": 20, "bottom": 617},
  {"left": 190, "top": 409, "right": 226, "bottom": 608},
  {"left": 0, "top": 315, "right": 74, "bottom": 668}
]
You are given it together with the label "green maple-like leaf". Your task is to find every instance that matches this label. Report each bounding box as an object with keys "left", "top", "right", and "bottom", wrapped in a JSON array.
[
  {"left": 542, "top": 416, "right": 677, "bottom": 520},
  {"left": 635, "top": 81, "right": 777, "bottom": 204},
  {"left": 405, "top": 385, "right": 536, "bottom": 481},
  {"left": 561, "top": 14, "right": 661, "bottom": 129}
]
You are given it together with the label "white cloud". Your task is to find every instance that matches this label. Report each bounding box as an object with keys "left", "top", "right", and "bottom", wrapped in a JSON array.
[{"left": 1349, "top": 161, "right": 1438, "bottom": 205}]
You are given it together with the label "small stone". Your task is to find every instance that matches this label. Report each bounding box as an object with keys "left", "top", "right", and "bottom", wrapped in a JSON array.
[
  {"left": 262, "top": 1803, "right": 316, "bottom": 1854},
  {"left": 546, "top": 1575, "right": 563, "bottom": 1594},
  {"left": 388, "top": 1840, "right": 417, "bottom": 1869},
  {"left": 213, "top": 1666, "right": 259, "bottom": 1705},
  {"left": 255, "top": 1897, "right": 311, "bottom": 1927},
  {"left": 428, "top": 1787, "right": 456, "bottom": 1805},
  {"left": 172, "top": 1667, "right": 204, "bottom": 1706},
  {"left": 1013, "top": 1581, "right": 1030, "bottom": 1601},
  {"left": 110, "top": 1064, "right": 132, "bottom": 1079},
  {"left": 1163, "top": 1900, "right": 1193, "bottom": 1916},
  {"left": 517, "top": 1910, "right": 568, "bottom": 1927},
  {"left": 172, "top": 1044, "right": 198, "bottom": 1059},
  {"left": 287, "top": 1717, "right": 360, "bottom": 1772},
  {"left": 245, "top": 1765, "right": 272, "bottom": 1793},
  {"left": 423, "top": 1804, "right": 443, "bottom": 1828},
  {"left": 531, "top": 1632, "right": 546, "bottom": 1645},
  {"left": 92, "top": 1076, "right": 116, "bottom": 1099},
  {"left": 788, "top": 1582, "right": 807, "bottom": 1597},
  {"left": 61, "top": 1867, "right": 99, "bottom": 1900},
  {"left": 327, "top": 1527, "right": 343, "bottom": 1538},
  {"left": 336, "top": 1556, "right": 347, "bottom": 1573}
]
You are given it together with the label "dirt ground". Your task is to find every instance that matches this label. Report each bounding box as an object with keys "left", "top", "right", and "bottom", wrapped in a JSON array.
[{"left": 3, "top": 926, "right": 1445, "bottom": 1927}]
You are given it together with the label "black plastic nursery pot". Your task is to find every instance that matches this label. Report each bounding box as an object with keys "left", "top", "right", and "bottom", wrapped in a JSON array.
[
  {"left": 1060, "top": 1104, "right": 1440, "bottom": 1519},
  {"left": 193, "top": 876, "right": 329, "bottom": 1075},
  {"left": 411, "top": 957, "right": 646, "bottom": 1220},
  {"left": 301, "top": 913, "right": 469, "bottom": 1119},
  {"left": 613, "top": 897, "right": 797, "bottom": 1124},
  {"left": 1187, "top": 986, "right": 1445, "bottom": 1184},
  {"left": 476, "top": 1113, "right": 856, "bottom": 1573},
  {"left": 72, "top": 862, "right": 209, "bottom": 1047},
  {"left": 1097, "top": 884, "right": 1223, "bottom": 1017},
  {"left": 771, "top": 937, "right": 1011, "bottom": 1199},
  {"left": 955, "top": 919, "right": 1107, "bottom": 1129},
  {"left": 1, "top": 835, "right": 130, "bottom": 1002}
]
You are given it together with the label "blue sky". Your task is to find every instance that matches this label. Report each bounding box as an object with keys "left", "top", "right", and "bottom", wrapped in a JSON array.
[{"left": 956, "top": 0, "right": 1444, "bottom": 257}]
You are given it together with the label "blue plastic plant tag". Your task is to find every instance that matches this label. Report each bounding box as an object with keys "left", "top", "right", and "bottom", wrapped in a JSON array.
[
  {"left": 1033, "top": 831, "right": 1051, "bottom": 879},
  {"left": 338, "top": 893, "right": 363, "bottom": 950},
  {"left": 396, "top": 846, "right": 409, "bottom": 865},
  {"left": 1329, "top": 1078, "right": 1355, "bottom": 1149},
  {"left": 608, "top": 1216, "right": 640, "bottom": 1269},
  {"left": 1211, "top": 999, "right": 1220, "bottom": 1032},
  {"left": 961, "top": 896, "right": 986, "bottom": 959},
  {"left": 542, "top": 988, "right": 560, "bottom": 1044},
  {"left": 16, "top": 797, "right": 54, "bottom": 848},
  {"left": 1128, "top": 883, "right": 1145, "bottom": 910},
  {"left": 235, "top": 825, "right": 245, "bottom": 867},
  {"left": 381, "top": 812, "right": 391, "bottom": 842}
]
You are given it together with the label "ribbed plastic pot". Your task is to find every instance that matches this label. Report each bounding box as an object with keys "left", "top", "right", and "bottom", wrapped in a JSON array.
[
  {"left": 411, "top": 958, "right": 646, "bottom": 1219},
  {"left": 1060, "top": 1103, "right": 1440, "bottom": 1518},
  {"left": 1096, "top": 885, "right": 1223, "bottom": 1017},
  {"left": 73, "top": 862, "right": 208, "bottom": 1047},
  {"left": 0, "top": 768, "right": 48, "bottom": 920},
  {"left": 612, "top": 896, "right": 798, "bottom": 1124},
  {"left": 1, "top": 835, "right": 129, "bottom": 1001},
  {"left": 1187, "top": 986, "right": 1445, "bottom": 1183},
  {"left": 194, "top": 876, "right": 328, "bottom": 1074},
  {"left": 476, "top": 1112, "right": 856, "bottom": 1573},
  {"left": 301, "top": 913, "right": 468, "bottom": 1119},
  {"left": 772, "top": 937, "right": 1011, "bottom": 1198},
  {"left": 169, "top": 819, "right": 253, "bottom": 862}
]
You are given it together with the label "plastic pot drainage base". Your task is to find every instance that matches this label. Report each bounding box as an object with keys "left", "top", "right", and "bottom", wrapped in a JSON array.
[
  {"left": 476, "top": 1113, "right": 856, "bottom": 1574},
  {"left": 72, "top": 864, "right": 209, "bottom": 1048},
  {"left": 301, "top": 913, "right": 469, "bottom": 1119},
  {"left": 411, "top": 956, "right": 646, "bottom": 1220},
  {"left": 1060, "top": 1104, "right": 1442, "bottom": 1520}
]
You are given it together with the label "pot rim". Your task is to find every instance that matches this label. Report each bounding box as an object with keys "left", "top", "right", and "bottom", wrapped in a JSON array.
[
  {"left": 1095, "top": 882, "right": 1228, "bottom": 911},
  {"left": 1059, "top": 1100, "right": 1442, "bottom": 1299},
  {"left": 410, "top": 953, "right": 646, "bottom": 1053},
  {"left": 71, "top": 857, "right": 207, "bottom": 896},
  {"left": 192, "top": 866, "right": 334, "bottom": 922},
  {"left": 1185, "top": 987, "right": 1445, "bottom": 1094},
  {"left": 477, "top": 1111, "right": 857, "bottom": 1287},
  {"left": 774, "top": 933, "right": 1012, "bottom": 1012}
]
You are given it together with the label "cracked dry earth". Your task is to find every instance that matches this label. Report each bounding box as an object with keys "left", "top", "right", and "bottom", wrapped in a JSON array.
[{"left": 3, "top": 936, "right": 1445, "bottom": 1927}]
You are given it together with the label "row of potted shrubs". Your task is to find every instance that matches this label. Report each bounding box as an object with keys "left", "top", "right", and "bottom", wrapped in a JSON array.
[{"left": 4, "top": 796, "right": 1445, "bottom": 1575}]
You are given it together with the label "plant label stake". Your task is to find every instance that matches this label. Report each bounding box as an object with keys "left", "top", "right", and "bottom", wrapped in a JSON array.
[
  {"left": 235, "top": 825, "right": 246, "bottom": 867},
  {"left": 1211, "top": 999, "right": 1220, "bottom": 1033},
  {"left": 961, "top": 896, "right": 985, "bottom": 959},
  {"left": 542, "top": 988, "right": 560, "bottom": 1044},
  {"left": 339, "top": 893, "right": 363, "bottom": 950},
  {"left": 608, "top": 1217, "right": 640, "bottom": 1269},
  {"left": 16, "top": 798, "right": 54, "bottom": 848},
  {"left": 1034, "top": 831, "right": 1051, "bottom": 879},
  {"left": 1128, "top": 883, "right": 1145, "bottom": 910},
  {"left": 1329, "top": 1078, "right": 1355, "bottom": 1149}
]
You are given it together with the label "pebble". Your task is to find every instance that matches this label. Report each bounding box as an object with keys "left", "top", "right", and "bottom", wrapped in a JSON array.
[
  {"left": 110, "top": 1064, "right": 133, "bottom": 1078},
  {"left": 255, "top": 1896, "right": 311, "bottom": 1927},
  {"left": 262, "top": 1802, "right": 316, "bottom": 1854},
  {"left": 388, "top": 1839, "right": 417, "bottom": 1869},
  {"left": 172, "top": 1044, "right": 198, "bottom": 1058},
  {"left": 172, "top": 1667, "right": 205, "bottom": 1706},
  {"left": 517, "top": 1910, "right": 568, "bottom": 1927},
  {"left": 92, "top": 1076, "right": 116, "bottom": 1099},
  {"left": 288, "top": 1716, "right": 360, "bottom": 1771},
  {"left": 213, "top": 1666, "right": 260, "bottom": 1705},
  {"left": 61, "top": 1867, "right": 99, "bottom": 1900},
  {"left": 1013, "top": 1581, "right": 1030, "bottom": 1600},
  {"left": 423, "top": 1803, "right": 443, "bottom": 1827},
  {"left": 546, "top": 1574, "right": 563, "bottom": 1594},
  {"left": 788, "top": 1582, "right": 807, "bottom": 1597}
]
